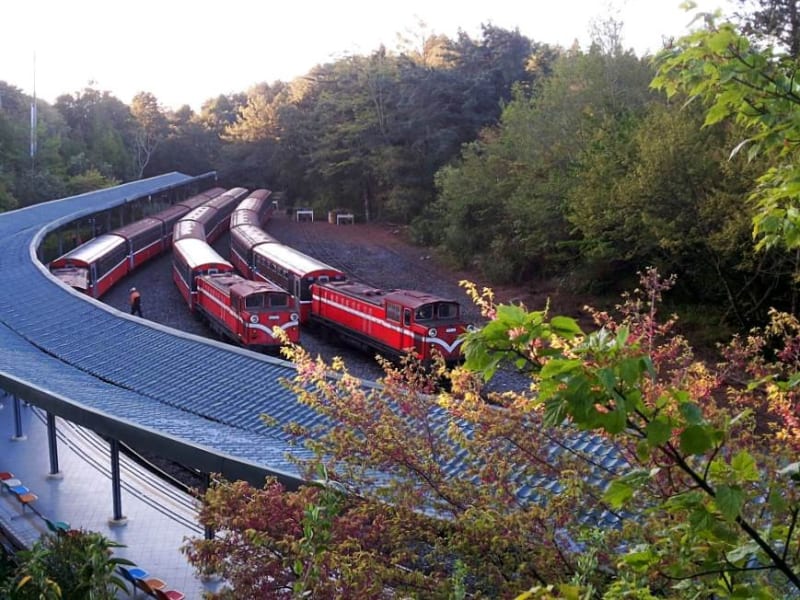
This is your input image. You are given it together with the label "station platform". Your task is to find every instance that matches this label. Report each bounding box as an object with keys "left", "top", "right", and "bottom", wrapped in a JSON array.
[{"left": 0, "top": 394, "right": 222, "bottom": 598}]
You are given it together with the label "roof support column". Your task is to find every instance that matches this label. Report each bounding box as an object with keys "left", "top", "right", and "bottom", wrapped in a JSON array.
[
  {"left": 46, "top": 412, "right": 62, "bottom": 479},
  {"left": 108, "top": 438, "right": 127, "bottom": 526},
  {"left": 11, "top": 395, "right": 26, "bottom": 441}
]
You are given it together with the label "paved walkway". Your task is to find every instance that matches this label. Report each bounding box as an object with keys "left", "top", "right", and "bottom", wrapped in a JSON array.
[{"left": 0, "top": 395, "right": 223, "bottom": 598}]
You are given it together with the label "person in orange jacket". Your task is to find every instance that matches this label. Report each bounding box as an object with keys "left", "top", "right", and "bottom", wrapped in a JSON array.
[{"left": 129, "top": 287, "right": 143, "bottom": 317}]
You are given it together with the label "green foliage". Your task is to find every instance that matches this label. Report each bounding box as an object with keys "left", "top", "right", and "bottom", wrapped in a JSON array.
[
  {"left": 652, "top": 11, "right": 800, "bottom": 253},
  {"left": 463, "top": 269, "right": 800, "bottom": 596},
  {"left": 429, "top": 43, "right": 659, "bottom": 283},
  {"left": 0, "top": 529, "right": 132, "bottom": 599}
]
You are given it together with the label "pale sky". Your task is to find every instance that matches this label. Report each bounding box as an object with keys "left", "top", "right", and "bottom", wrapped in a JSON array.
[{"left": 3, "top": 0, "right": 731, "bottom": 111}]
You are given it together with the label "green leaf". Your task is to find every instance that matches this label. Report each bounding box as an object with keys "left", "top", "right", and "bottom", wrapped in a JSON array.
[
  {"left": 539, "top": 358, "right": 582, "bottom": 379},
  {"left": 603, "top": 479, "right": 634, "bottom": 509},
  {"left": 622, "top": 546, "right": 656, "bottom": 571},
  {"left": 679, "top": 402, "right": 704, "bottom": 425},
  {"left": 645, "top": 417, "right": 673, "bottom": 446},
  {"left": 731, "top": 450, "right": 760, "bottom": 482},
  {"left": 726, "top": 540, "right": 761, "bottom": 564},
  {"left": 768, "top": 489, "right": 787, "bottom": 512},
  {"left": 549, "top": 315, "right": 583, "bottom": 337},
  {"left": 679, "top": 425, "right": 712, "bottom": 455},
  {"left": 715, "top": 485, "right": 745, "bottom": 521}
]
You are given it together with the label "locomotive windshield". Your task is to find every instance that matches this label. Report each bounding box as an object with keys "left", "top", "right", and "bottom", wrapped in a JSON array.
[
  {"left": 245, "top": 294, "right": 265, "bottom": 309},
  {"left": 267, "top": 293, "right": 289, "bottom": 308},
  {"left": 414, "top": 302, "right": 459, "bottom": 321},
  {"left": 244, "top": 293, "right": 290, "bottom": 309},
  {"left": 436, "top": 302, "right": 459, "bottom": 319}
]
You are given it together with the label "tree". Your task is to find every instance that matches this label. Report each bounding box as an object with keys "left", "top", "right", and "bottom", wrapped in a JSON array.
[
  {"left": 130, "top": 92, "right": 168, "bottom": 178},
  {"left": 652, "top": 9, "right": 800, "bottom": 253},
  {"left": 427, "top": 39, "right": 655, "bottom": 283},
  {"left": 735, "top": 0, "right": 800, "bottom": 57},
  {"left": 54, "top": 86, "right": 135, "bottom": 181}
]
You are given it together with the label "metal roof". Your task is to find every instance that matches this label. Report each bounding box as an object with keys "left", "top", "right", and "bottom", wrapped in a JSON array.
[{"left": 0, "top": 172, "right": 314, "bottom": 488}]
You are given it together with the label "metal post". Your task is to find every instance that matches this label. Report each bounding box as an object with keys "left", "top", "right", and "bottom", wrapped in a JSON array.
[
  {"left": 11, "top": 396, "right": 26, "bottom": 441},
  {"left": 46, "top": 412, "right": 62, "bottom": 478},
  {"left": 108, "top": 439, "right": 127, "bottom": 525}
]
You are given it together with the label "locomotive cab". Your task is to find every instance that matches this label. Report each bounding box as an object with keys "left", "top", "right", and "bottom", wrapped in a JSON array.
[{"left": 231, "top": 282, "right": 300, "bottom": 345}]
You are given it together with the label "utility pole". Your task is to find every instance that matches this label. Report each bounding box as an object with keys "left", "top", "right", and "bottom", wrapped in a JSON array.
[{"left": 30, "top": 52, "right": 37, "bottom": 171}]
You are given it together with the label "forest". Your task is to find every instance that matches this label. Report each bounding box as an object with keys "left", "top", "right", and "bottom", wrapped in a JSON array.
[{"left": 1, "top": 4, "right": 796, "bottom": 341}]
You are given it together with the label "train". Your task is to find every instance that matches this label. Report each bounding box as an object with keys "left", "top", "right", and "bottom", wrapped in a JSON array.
[
  {"left": 49, "top": 183, "right": 468, "bottom": 362},
  {"left": 49, "top": 188, "right": 225, "bottom": 298},
  {"left": 171, "top": 191, "right": 300, "bottom": 351},
  {"left": 49, "top": 186, "right": 299, "bottom": 353},
  {"left": 227, "top": 201, "right": 471, "bottom": 364},
  {"left": 309, "top": 279, "right": 470, "bottom": 364}
]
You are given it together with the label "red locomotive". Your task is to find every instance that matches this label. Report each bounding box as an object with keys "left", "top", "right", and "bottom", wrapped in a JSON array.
[
  {"left": 311, "top": 279, "right": 469, "bottom": 364},
  {"left": 195, "top": 272, "right": 299, "bottom": 350},
  {"left": 173, "top": 207, "right": 300, "bottom": 350},
  {"left": 227, "top": 195, "right": 471, "bottom": 363}
]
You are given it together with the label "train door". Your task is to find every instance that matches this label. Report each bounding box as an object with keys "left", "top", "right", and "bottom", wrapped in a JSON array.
[{"left": 402, "top": 307, "right": 415, "bottom": 353}]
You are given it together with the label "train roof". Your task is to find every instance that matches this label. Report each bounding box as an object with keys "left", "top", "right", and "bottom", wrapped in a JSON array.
[
  {"left": 237, "top": 190, "right": 272, "bottom": 213},
  {"left": 230, "top": 224, "right": 277, "bottom": 248},
  {"left": 173, "top": 218, "right": 206, "bottom": 242},
  {"left": 150, "top": 203, "right": 192, "bottom": 226},
  {"left": 245, "top": 188, "right": 272, "bottom": 202},
  {"left": 173, "top": 238, "right": 233, "bottom": 270},
  {"left": 113, "top": 217, "right": 162, "bottom": 239},
  {"left": 201, "top": 272, "right": 286, "bottom": 295},
  {"left": 253, "top": 242, "right": 343, "bottom": 278},
  {"left": 183, "top": 204, "right": 217, "bottom": 225},
  {"left": 176, "top": 187, "right": 225, "bottom": 211},
  {"left": 50, "top": 234, "right": 127, "bottom": 266},
  {"left": 318, "top": 280, "right": 456, "bottom": 309},
  {"left": 206, "top": 187, "right": 249, "bottom": 213},
  {"left": 230, "top": 208, "right": 261, "bottom": 229}
]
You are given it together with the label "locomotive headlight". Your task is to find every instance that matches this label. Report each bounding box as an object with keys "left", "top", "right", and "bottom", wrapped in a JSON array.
[
  {"left": 467, "top": 324, "right": 477, "bottom": 332},
  {"left": 291, "top": 312, "right": 299, "bottom": 321},
  {"left": 428, "top": 327, "right": 438, "bottom": 338},
  {"left": 250, "top": 314, "right": 259, "bottom": 324}
]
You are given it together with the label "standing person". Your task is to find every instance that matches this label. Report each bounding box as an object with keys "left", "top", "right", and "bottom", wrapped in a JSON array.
[{"left": 129, "top": 287, "right": 143, "bottom": 317}]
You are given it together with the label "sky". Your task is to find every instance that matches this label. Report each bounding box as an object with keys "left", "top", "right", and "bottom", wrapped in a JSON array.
[{"left": 3, "top": 0, "right": 733, "bottom": 111}]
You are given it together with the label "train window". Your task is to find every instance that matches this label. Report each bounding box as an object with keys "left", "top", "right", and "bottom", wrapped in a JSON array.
[
  {"left": 245, "top": 295, "right": 265, "bottom": 309},
  {"left": 268, "top": 293, "right": 289, "bottom": 308},
  {"left": 415, "top": 305, "right": 434, "bottom": 321},
  {"left": 404, "top": 308, "right": 412, "bottom": 327},
  {"left": 386, "top": 303, "right": 401, "bottom": 321},
  {"left": 437, "top": 302, "right": 459, "bottom": 319}
]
